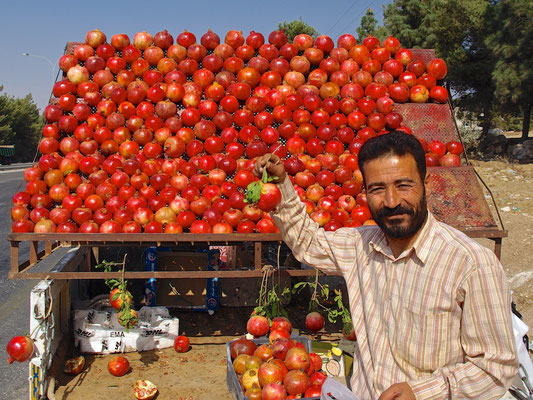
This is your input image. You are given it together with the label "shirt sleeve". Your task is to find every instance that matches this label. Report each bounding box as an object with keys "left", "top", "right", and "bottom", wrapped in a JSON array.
[
  {"left": 407, "top": 255, "right": 519, "bottom": 400},
  {"left": 270, "top": 179, "right": 360, "bottom": 275}
]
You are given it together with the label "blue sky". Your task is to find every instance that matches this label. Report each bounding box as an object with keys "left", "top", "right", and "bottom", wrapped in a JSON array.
[{"left": 0, "top": 0, "right": 389, "bottom": 111}]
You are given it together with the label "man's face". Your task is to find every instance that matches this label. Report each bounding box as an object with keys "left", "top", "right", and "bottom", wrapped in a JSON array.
[{"left": 363, "top": 153, "right": 428, "bottom": 239}]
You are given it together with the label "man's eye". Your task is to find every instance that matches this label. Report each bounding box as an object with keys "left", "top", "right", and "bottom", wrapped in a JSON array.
[{"left": 369, "top": 187, "right": 384, "bottom": 194}]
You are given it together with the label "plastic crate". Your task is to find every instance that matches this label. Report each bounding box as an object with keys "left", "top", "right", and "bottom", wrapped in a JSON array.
[{"left": 226, "top": 336, "right": 320, "bottom": 400}]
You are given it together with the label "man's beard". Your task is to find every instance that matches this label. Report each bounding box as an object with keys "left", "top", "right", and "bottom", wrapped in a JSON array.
[{"left": 370, "top": 195, "right": 428, "bottom": 239}]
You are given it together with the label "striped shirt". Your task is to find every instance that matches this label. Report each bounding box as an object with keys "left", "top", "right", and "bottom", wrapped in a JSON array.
[{"left": 271, "top": 179, "right": 518, "bottom": 400}]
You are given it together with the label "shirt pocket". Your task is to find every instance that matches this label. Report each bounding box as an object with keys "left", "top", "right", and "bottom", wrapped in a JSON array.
[{"left": 393, "top": 307, "right": 451, "bottom": 373}]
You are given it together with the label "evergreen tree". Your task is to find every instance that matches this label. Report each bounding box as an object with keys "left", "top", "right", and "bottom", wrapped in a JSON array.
[
  {"left": 486, "top": 0, "right": 532, "bottom": 139},
  {"left": 277, "top": 18, "right": 319, "bottom": 42},
  {"left": 0, "top": 86, "right": 43, "bottom": 162},
  {"left": 357, "top": 9, "right": 378, "bottom": 41}
]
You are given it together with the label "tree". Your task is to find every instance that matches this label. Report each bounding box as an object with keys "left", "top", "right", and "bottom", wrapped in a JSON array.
[
  {"left": 277, "top": 18, "right": 318, "bottom": 42},
  {"left": 486, "top": 0, "right": 533, "bottom": 139},
  {"left": 357, "top": 9, "right": 378, "bottom": 41},
  {"left": 0, "top": 86, "right": 43, "bottom": 162}
]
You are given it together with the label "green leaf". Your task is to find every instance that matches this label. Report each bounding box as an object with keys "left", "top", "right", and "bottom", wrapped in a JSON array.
[{"left": 245, "top": 181, "right": 263, "bottom": 205}]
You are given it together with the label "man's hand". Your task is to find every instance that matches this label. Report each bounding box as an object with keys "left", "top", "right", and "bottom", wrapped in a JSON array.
[
  {"left": 253, "top": 153, "right": 286, "bottom": 183},
  {"left": 378, "top": 383, "right": 416, "bottom": 400}
]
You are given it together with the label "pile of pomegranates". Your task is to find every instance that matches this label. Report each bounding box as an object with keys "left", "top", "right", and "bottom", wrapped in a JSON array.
[
  {"left": 231, "top": 317, "right": 327, "bottom": 399},
  {"left": 12, "top": 28, "right": 461, "bottom": 234}
]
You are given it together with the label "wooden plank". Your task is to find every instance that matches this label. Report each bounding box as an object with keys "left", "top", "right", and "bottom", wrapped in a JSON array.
[
  {"left": 9, "top": 241, "right": 19, "bottom": 278},
  {"left": 462, "top": 229, "right": 508, "bottom": 238},
  {"left": 45, "top": 241, "right": 53, "bottom": 255},
  {"left": 10, "top": 268, "right": 339, "bottom": 280},
  {"left": 8, "top": 232, "right": 283, "bottom": 242},
  {"left": 29, "top": 241, "right": 38, "bottom": 265},
  {"left": 254, "top": 242, "right": 262, "bottom": 270},
  {"left": 493, "top": 238, "right": 503, "bottom": 260}
]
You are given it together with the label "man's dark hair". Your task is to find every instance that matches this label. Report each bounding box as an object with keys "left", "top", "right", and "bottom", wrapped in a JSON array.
[{"left": 358, "top": 131, "right": 427, "bottom": 184}]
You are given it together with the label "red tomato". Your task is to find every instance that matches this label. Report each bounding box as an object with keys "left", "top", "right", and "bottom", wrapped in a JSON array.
[
  {"left": 107, "top": 356, "right": 130, "bottom": 377},
  {"left": 174, "top": 335, "right": 190, "bottom": 353}
]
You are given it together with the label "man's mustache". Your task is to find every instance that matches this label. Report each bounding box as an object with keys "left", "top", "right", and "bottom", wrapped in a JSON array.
[{"left": 376, "top": 206, "right": 414, "bottom": 218}]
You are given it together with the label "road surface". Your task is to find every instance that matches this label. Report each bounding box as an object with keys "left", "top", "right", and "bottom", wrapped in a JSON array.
[{"left": 0, "top": 168, "right": 39, "bottom": 399}]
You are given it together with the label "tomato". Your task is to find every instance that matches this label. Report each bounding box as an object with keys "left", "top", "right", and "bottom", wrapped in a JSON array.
[
  {"left": 133, "top": 379, "right": 158, "bottom": 400},
  {"left": 64, "top": 355, "right": 85, "bottom": 375},
  {"left": 257, "top": 183, "right": 281, "bottom": 212},
  {"left": 174, "top": 335, "right": 190, "bottom": 353},
  {"left": 107, "top": 356, "right": 130, "bottom": 376}
]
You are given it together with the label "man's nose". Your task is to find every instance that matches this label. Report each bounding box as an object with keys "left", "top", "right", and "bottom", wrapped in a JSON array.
[{"left": 384, "top": 187, "right": 401, "bottom": 208}]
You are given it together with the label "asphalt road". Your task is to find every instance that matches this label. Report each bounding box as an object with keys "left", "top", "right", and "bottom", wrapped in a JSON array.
[{"left": 0, "top": 168, "right": 40, "bottom": 399}]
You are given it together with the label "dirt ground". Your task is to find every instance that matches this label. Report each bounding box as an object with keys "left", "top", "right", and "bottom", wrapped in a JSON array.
[
  {"left": 53, "top": 160, "right": 533, "bottom": 400},
  {"left": 471, "top": 160, "right": 533, "bottom": 328}
]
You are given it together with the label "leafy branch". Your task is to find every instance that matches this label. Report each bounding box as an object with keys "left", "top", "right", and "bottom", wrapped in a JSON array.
[
  {"left": 253, "top": 264, "right": 290, "bottom": 320},
  {"left": 95, "top": 255, "right": 137, "bottom": 331},
  {"left": 293, "top": 273, "right": 353, "bottom": 331},
  {"left": 292, "top": 271, "right": 330, "bottom": 314},
  {"left": 327, "top": 289, "right": 352, "bottom": 327}
]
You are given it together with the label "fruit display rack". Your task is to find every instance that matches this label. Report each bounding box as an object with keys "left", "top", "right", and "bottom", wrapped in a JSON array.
[{"left": 8, "top": 41, "right": 506, "bottom": 280}]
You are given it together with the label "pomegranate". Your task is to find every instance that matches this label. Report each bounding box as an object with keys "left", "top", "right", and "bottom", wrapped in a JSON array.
[
  {"left": 247, "top": 315, "right": 270, "bottom": 337},
  {"left": 305, "top": 312, "right": 325, "bottom": 333},
  {"left": 230, "top": 338, "right": 257, "bottom": 359},
  {"left": 283, "top": 369, "right": 310, "bottom": 395},
  {"left": 262, "top": 382, "right": 287, "bottom": 400},
  {"left": 6, "top": 336, "right": 34, "bottom": 363},
  {"left": 284, "top": 347, "right": 311, "bottom": 371}
]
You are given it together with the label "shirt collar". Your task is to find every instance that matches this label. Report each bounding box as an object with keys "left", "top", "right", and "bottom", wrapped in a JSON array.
[{"left": 369, "top": 211, "right": 436, "bottom": 264}]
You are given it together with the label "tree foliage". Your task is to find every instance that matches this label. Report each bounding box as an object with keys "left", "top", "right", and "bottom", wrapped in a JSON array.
[
  {"left": 357, "top": 9, "right": 379, "bottom": 41},
  {"left": 486, "top": 0, "right": 533, "bottom": 138},
  {"left": 277, "top": 18, "right": 318, "bottom": 42},
  {"left": 0, "top": 86, "right": 43, "bottom": 162}
]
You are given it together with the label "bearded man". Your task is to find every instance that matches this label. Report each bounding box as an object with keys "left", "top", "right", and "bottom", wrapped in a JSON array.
[{"left": 254, "top": 131, "right": 518, "bottom": 400}]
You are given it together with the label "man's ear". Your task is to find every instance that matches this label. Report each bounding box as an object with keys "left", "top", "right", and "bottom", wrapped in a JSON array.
[{"left": 424, "top": 171, "right": 430, "bottom": 189}]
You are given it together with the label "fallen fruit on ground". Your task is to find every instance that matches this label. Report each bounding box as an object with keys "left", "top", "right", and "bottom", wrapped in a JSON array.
[
  {"left": 174, "top": 335, "right": 190, "bottom": 352},
  {"left": 107, "top": 355, "right": 130, "bottom": 376},
  {"left": 133, "top": 379, "right": 158, "bottom": 400},
  {"left": 64, "top": 355, "right": 85, "bottom": 375}
]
